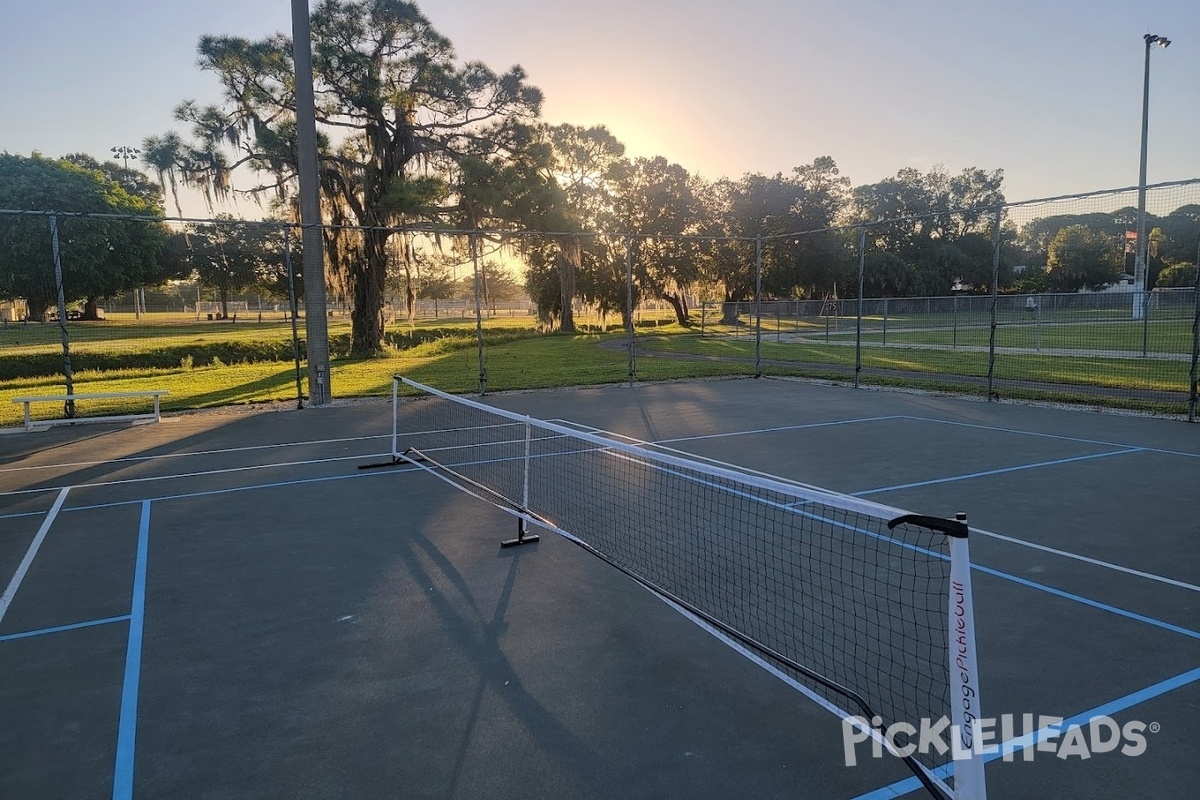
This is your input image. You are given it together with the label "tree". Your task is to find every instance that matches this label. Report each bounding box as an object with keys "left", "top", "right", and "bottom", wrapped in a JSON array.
[
  {"left": 147, "top": 0, "right": 542, "bottom": 354},
  {"left": 0, "top": 154, "right": 170, "bottom": 319},
  {"left": 1045, "top": 225, "right": 1121, "bottom": 292},
  {"left": 609, "top": 156, "right": 696, "bottom": 326},
  {"left": 1154, "top": 262, "right": 1197, "bottom": 288},
  {"left": 851, "top": 165, "right": 1004, "bottom": 295},
  {"left": 187, "top": 217, "right": 283, "bottom": 318},
  {"left": 61, "top": 153, "right": 164, "bottom": 208}
]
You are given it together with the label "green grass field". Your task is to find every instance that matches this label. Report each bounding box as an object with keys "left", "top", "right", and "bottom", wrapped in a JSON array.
[
  {"left": 0, "top": 314, "right": 731, "bottom": 427},
  {"left": 2, "top": 307, "right": 1195, "bottom": 427},
  {"left": 648, "top": 333, "right": 1192, "bottom": 388}
]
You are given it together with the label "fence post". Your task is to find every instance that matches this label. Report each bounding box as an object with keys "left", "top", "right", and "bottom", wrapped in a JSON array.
[
  {"left": 855, "top": 225, "right": 866, "bottom": 389},
  {"left": 471, "top": 232, "right": 487, "bottom": 395},
  {"left": 49, "top": 215, "right": 75, "bottom": 418},
  {"left": 626, "top": 235, "right": 635, "bottom": 386},
  {"left": 1189, "top": 234, "right": 1200, "bottom": 422},
  {"left": 283, "top": 226, "right": 305, "bottom": 408},
  {"left": 952, "top": 295, "right": 959, "bottom": 349},
  {"left": 1142, "top": 282, "right": 1151, "bottom": 358},
  {"left": 754, "top": 236, "right": 763, "bottom": 378},
  {"left": 987, "top": 207, "right": 1002, "bottom": 401}
]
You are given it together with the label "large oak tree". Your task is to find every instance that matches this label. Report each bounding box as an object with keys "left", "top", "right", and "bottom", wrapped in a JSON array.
[{"left": 146, "top": 0, "right": 542, "bottom": 354}]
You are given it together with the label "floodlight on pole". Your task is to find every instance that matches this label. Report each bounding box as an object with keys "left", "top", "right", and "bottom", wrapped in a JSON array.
[
  {"left": 1133, "top": 33, "right": 1171, "bottom": 320},
  {"left": 111, "top": 145, "right": 140, "bottom": 170}
]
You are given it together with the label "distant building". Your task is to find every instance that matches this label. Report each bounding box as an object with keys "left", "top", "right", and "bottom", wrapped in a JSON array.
[{"left": 0, "top": 299, "right": 27, "bottom": 322}]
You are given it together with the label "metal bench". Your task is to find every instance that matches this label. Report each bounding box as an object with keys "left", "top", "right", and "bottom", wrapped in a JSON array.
[{"left": 11, "top": 390, "right": 170, "bottom": 431}]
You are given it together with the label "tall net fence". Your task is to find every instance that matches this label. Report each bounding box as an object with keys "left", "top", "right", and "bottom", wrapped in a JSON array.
[{"left": 2, "top": 179, "right": 1199, "bottom": 427}]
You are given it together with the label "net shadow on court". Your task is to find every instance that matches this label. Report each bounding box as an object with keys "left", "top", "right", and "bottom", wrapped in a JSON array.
[{"left": 1, "top": 377, "right": 1197, "bottom": 799}]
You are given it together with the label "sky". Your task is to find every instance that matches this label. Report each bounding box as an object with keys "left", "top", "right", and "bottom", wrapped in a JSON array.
[{"left": 2, "top": 0, "right": 1198, "bottom": 220}]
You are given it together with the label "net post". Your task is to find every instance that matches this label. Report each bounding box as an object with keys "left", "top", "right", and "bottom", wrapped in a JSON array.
[
  {"left": 391, "top": 376, "right": 399, "bottom": 459},
  {"left": 501, "top": 418, "right": 540, "bottom": 548},
  {"left": 948, "top": 512, "right": 988, "bottom": 800}
]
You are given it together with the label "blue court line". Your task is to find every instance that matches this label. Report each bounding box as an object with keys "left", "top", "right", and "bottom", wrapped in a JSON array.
[
  {"left": 850, "top": 664, "right": 1200, "bottom": 800},
  {"left": 898, "top": 415, "right": 1200, "bottom": 460},
  {"left": 112, "top": 500, "right": 150, "bottom": 800},
  {"left": 971, "top": 561, "right": 1200, "bottom": 641},
  {"left": 852, "top": 448, "right": 1145, "bottom": 496},
  {"left": 0, "top": 614, "right": 130, "bottom": 643}
]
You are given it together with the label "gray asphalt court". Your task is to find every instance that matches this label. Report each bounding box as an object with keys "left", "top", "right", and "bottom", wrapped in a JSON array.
[{"left": 1, "top": 377, "right": 1198, "bottom": 799}]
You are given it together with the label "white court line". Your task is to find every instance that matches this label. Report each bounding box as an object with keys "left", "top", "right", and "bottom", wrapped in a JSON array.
[
  {"left": 0, "top": 487, "right": 70, "bottom": 626},
  {"left": 0, "top": 432, "right": 391, "bottom": 475},
  {"left": 0, "top": 420, "right": 527, "bottom": 477},
  {"left": 969, "top": 524, "right": 1200, "bottom": 593},
  {"left": 0, "top": 452, "right": 392, "bottom": 499}
]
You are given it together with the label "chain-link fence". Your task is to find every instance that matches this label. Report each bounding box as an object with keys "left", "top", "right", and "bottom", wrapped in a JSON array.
[{"left": 3, "top": 179, "right": 1199, "bottom": 427}]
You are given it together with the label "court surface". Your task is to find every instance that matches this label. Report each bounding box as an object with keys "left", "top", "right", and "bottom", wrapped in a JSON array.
[{"left": 1, "top": 377, "right": 1198, "bottom": 799}]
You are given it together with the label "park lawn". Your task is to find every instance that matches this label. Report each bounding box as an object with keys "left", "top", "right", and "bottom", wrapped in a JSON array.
[
  {"left": 841, "top": 318, "right": 1195, "bottom": 354},
  {"left": 0, "top": 330, "right": 743, "bottom": 428},
  {"left": 637, "top": 334, "right": 1192, "bottom": 392}
]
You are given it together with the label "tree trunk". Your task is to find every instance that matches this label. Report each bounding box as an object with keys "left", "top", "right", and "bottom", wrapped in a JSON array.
[
  {"left": 82, "top": 296, "right": 103, "bottom": 321},
  {"left": 556, "top": 237, "right": 577, "bottom": 333},
  {"left": 664, "top": 292, "right": 690, "bottom": 327},
  {"left": 28, "top": 298, "right": 50, "bottom": 321},
  {"left": 720, "top": 300, "right": 742, "bottom": 326},
  {"left": 350, "top": 228, "right": 388, "bottom": 355}
]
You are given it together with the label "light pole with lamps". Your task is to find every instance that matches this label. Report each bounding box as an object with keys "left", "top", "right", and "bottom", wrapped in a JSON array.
[
  {"left": 1133, "top": 33, "right": 1170, "bottom": 321},
  {"left": 111, "top": 145, "right": 140, "bottom": 171},
  {"left": 111, "top": 145, "right": 144, "bottom": 317}
]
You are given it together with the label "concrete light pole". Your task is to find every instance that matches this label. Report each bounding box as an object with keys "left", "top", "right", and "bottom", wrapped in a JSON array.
[
  {"left": 291, "top": 0, "right": 332, "bottom": 404},
  {"left": 1133, "top": 33, "right": 1171, "bottom": 320}
]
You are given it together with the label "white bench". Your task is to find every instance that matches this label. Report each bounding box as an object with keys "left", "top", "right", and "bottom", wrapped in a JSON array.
[{"left": 12, "top": 390, "right": 170, "bottom": 431}]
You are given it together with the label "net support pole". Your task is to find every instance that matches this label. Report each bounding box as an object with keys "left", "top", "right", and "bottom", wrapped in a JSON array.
[
  {"left": 284, "top": 226, "right": 305, "bottom": 409},
  {"left": 986, "top": 208, "right": 1002, "bottom": 401},
  {"left": 1188, "top": 233, "right": 1200, "bottom": 422},
  {"left": 391, "top": 376, "right": 399, "bottom": 459},
  {"left": 49, "top": 215, "right": 75, "bottom": 419},
  {"left": 754, "top": 235, "right": 763, "bottom": 378},
  {"left": 626, "top": 236, "right": 635, "bottom": 386},
  {"left": 948, "top": 512, "right": 987, "bottom": 799},
  {"left": 470, "top": 233, "right": 487, "bottom": 395},
  {"left": 889, "top": 511, "right": 987, "bottom": 800},
  {"left": 500, "top": 419, "right": 540, "bottom": 548},
  {"left": 855, "top": 226, "right": 865, "bottom": 389}
]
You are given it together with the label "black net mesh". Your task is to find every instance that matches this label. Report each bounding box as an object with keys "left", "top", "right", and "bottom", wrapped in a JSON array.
[{"left": 394, "top": 379, "right": 953, "bottom": 782}]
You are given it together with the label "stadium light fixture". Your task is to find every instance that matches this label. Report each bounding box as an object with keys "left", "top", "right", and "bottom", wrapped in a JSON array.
[
  {"left": 1132, "top": 33, "right": 1171, "bottom": 320},
  {"left": 110, "top": 145, "right": 140, "bottom": 170}
]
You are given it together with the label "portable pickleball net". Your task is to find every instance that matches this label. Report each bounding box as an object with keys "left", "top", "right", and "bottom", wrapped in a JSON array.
[{"left": 377, "top": 376, "right": 989, "bottom": 799}]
